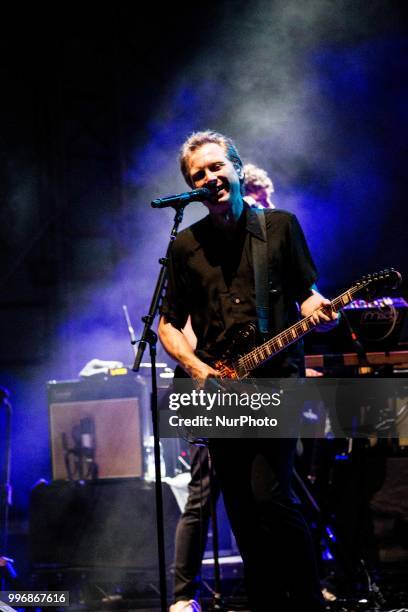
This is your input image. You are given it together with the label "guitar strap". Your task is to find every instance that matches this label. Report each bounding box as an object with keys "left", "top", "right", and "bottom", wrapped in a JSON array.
[{"left": 250, "top": 208, "right": 270, "bottom": 335}]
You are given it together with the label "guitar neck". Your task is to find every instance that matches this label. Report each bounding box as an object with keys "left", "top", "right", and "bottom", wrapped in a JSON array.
[{"left": 236, "top": 287, "right": 359, "bottom": 375}]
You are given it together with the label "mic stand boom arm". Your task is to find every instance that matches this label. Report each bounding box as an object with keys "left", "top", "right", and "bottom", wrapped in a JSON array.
[
  {"left": 133, "top": 204, "right": 184, "bottom": 370},
  {"left": 132, "top": 205, "right": 185, "bottom": 611}
]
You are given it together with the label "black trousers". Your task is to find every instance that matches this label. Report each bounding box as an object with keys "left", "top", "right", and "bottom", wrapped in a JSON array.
[
  {"left": 173, "top": 444, "right": 219, "bottom": 602},
  {"left": 174, "top": 440, "right": 324, "bottom": 611}
]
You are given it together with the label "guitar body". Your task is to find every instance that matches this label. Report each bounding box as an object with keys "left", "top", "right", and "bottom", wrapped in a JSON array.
[
  {"left": 211, "top": 322, "right": 259, "bottom": 379},
  {"left": 173, "top": 322, "right": 259, "bottom": 380}
]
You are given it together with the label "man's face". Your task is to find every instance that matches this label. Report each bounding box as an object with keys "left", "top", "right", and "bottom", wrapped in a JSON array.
[
  {"left": 248, "top": 186, "right": 273, "bottom": 209},
  {"left": 186, "top": 143, "right": 243, "bottom": 216}
]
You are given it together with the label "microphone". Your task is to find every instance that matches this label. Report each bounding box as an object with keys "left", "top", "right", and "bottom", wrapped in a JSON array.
[
  {"left": 151, "top": 187, "right": 212, "bottom": 208},
  {"left": 80, "top": 417, "right": 95, "bottom": 462}
]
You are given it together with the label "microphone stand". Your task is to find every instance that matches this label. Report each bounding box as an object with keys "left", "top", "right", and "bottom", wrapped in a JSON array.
[
  {"left": 341, "top": 310, "right": 369, "bottom": 368},
  {"left": 336, "top": 312, "right": 387, "bottom": 605},
  {"left": 207, "top": 449, "right": 226, "bottom": 612},
  {"left": 132, "top": 204, "right": 185, "bottom": 612}
]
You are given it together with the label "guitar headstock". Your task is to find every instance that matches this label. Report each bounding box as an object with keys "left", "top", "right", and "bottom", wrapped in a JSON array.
[{"left": 353, "top": 268, "right": 402, "bottom": 300}]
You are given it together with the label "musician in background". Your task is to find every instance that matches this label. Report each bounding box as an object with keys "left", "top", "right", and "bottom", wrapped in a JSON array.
[
  {"left": 243, "top": 162, "right": 275, "bottom": 209},
  {"left": 159, "top": 131, "right": 337, "bottom": 611}
]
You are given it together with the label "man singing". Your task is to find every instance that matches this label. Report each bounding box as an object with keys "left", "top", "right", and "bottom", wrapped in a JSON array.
[{"left": 159, "top": 130, "right": 337, "bottom": 611}]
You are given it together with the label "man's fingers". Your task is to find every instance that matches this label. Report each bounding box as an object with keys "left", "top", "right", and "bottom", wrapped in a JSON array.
[
  {"left": 310, "top": 311, "right": 326, "bottom": 324},
  {"left": 311, "top": 307, "right": 338, "bottom": 324},
  {"left": 209, "top": 368, "right": 221, "bottom": 378}
]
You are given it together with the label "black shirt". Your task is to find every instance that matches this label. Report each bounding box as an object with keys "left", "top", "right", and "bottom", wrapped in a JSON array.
[{"left": 161, "top": 206, "right": 318, "bottom": 375}]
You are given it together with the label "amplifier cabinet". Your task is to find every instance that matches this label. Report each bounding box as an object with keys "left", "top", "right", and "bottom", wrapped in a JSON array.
[
  {"left": 29, "top": 479, "right": 179, "bottom": 569},
  {"left": 47, "top": 375, "right": 149, "bottom": 480}
]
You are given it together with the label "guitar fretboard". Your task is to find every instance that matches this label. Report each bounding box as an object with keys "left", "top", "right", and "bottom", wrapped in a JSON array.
[{"left": 236, "top": 286, "right": 361, "bottom": 376}]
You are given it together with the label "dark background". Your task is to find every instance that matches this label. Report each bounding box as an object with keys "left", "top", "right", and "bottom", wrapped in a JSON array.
[{"left": 0, "top": 1, "right": 407, "bottom": 526}]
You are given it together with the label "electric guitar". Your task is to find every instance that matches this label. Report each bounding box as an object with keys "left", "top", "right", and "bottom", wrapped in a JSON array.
[{"left": 202, "top": 269, "right": 402, "bottom": 379}]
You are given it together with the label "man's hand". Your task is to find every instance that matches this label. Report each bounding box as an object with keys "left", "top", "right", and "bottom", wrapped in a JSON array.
[
  {"left": 300, "top": 291, "right": 339, "bottom": 333},
  {"left": 187, "top": 361, "right": 220, "bottom": 389}
]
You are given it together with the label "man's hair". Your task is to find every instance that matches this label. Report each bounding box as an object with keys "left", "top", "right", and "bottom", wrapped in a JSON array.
[
  {"left": 179, "top": 130, "right": 244, "bottom": 188},
  {"left": 243, "top": 163, "right": 274, "bottom": 195}
]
